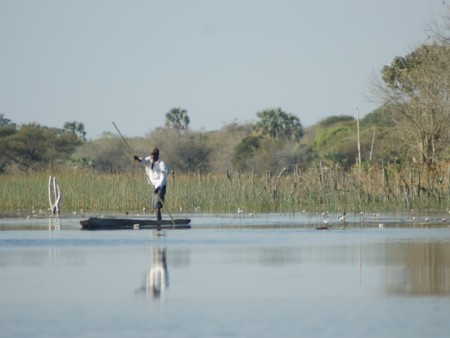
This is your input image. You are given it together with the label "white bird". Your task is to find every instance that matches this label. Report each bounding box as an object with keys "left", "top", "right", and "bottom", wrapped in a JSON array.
[{"left": 338, "top": 212, "right": 346, "bottom": 223}]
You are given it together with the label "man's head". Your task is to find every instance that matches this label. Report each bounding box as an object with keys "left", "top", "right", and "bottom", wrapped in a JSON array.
[{"left": 151, "top": 148, "right": 159, "bottom": 161}]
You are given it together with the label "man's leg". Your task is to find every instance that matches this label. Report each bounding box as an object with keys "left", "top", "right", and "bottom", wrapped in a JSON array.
[
  {"left": 153, "top": 186, "right": 166, "bottom": 221},
  {"left": 152, "top": 192, "right": 161, "bottom": 220},
  {"left": 156, "top": 208, "right": 162, "bottom": 221}
]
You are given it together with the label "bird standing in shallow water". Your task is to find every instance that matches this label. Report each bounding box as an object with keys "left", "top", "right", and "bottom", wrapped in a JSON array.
[{"left": 338, "top": 211, "right": 346, "bottom": 224}]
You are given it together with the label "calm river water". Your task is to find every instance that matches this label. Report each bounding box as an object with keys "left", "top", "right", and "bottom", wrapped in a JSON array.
[{"left": 1, "top": 214, "right": 450, "bottom": 338}]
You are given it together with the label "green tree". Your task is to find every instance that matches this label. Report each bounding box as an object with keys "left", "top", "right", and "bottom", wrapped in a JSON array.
[
  {"left": 208, "top": 122, "right": 253, "bottom": 171},
  {"left": 0, "top": 114, "right": 15, "bottom": 127},
  {"left": 230, "top": 109, "right": 304, "bottom": 172},
  {"left": 0, "top": 124, "right": 82, "bottom": 171},
  {"left": 231, "top": 135, "right": 261, "bottom": 170},
  {"left": 311, "top": 117, "right": 357, "bottom": 169},
  {"left": 374, "top": 43, "right": 450, "bottom": 167},
  {"left": 64, "top": 121, "right": 87, "bottom": 142},
  {"left": 0, "top": 116, "right": 17, "bottom": 172},
  {"left": 254, "top": 108, "right": 303, "bottom": 140},
  {"left": 73, "top": 133, "right": 138, "bottom": 173},
  {"left": 360, "top": 104, "right": 404, "bottom": 164},
  {"left": 318, "top": 115, "right": 355, "bottom": 127},
  {"left": 165, "top": 108, "right": 190, "bottom": 132},
  {"left": 168, "top": 136, "right": 211, "bottom": 172},
  {"left": 239, "top": 137, "right": 308, "bottom": 173},
  {"left": 147, "top": 128, "right": 211, "bottom": 172}
]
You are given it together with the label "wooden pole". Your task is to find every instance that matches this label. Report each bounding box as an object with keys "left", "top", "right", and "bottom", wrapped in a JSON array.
[
  {"left": 369, "top": 127, "right": 375, "bottom": 161},
  {"left": 356, "top": 108, "right": 361, "bottom": 168}
]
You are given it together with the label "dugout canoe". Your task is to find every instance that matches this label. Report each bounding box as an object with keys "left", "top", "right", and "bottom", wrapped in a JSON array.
[{"left": 80, "top": 217, "right": 191, "bottom": 230}]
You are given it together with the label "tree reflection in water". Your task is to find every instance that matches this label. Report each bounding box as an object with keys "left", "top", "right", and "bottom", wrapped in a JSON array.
[{"left": 381, "top": 241, "right": 450, "bottom": 296}]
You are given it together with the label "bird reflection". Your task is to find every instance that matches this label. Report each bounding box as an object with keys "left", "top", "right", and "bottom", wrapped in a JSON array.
[
  {"left": 48, "top": 216, "right": 60, "bottom": 231},
  {"left": 145, "top": 248, "right": 169, "bottom": 299}
]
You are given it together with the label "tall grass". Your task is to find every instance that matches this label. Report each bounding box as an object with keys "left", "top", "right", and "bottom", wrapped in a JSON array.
[{"left": 1, "top": 164, "right": 449, "bottom": 215}]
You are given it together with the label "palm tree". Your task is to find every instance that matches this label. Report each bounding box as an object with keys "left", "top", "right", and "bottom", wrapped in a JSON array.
[
  {"left": 64, "top": 121, "right": 87, "bottom": 142},
  {"left": 0, "top": 114, "right": 13, "bottom": 126},
  {"left": 254, "top": 108, "right": 303, "bottom": 140},
  {"left": 165, "top": 108, "right": 190, "bottom": 132}
]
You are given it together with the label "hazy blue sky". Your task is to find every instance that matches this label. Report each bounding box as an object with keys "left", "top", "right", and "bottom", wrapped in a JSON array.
[{"left": 0, "top": 0, "right": 446, "bottom": 139}]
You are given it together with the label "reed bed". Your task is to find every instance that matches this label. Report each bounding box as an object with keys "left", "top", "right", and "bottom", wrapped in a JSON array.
[{"left": 1, "top": 164, "right": 449, "bottom": 216}]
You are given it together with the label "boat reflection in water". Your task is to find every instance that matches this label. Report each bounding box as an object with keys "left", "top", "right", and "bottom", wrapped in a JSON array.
[{"left": 139, "top": 247, "right": 169, "bottom": 300}]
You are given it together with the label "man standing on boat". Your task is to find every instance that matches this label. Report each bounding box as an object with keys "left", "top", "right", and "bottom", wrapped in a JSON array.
[{"left": 134, "top": 148, "right": 168, "bottom": 221}]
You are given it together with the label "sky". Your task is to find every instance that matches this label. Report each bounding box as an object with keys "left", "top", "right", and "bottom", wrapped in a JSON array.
[{"left": 0, "top": 0, "right": 447, "bottom": 139}]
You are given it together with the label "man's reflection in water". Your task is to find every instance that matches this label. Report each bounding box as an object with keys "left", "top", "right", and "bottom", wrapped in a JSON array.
[{"left": 146, "top": 247, "right": 169, "bottom": 299}]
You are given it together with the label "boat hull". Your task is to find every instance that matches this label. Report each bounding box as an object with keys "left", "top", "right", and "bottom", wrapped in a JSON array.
[{"left": 80, "top": 217, "right": 191, "bottom": 230}]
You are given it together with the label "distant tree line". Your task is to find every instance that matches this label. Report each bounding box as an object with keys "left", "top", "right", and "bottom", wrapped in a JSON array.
[
  {"left": 0, "top": 116, "right": 86, "bottom": 172},
  {"left": 1, "top": 8, "right": 449, "bottom": 181}
]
